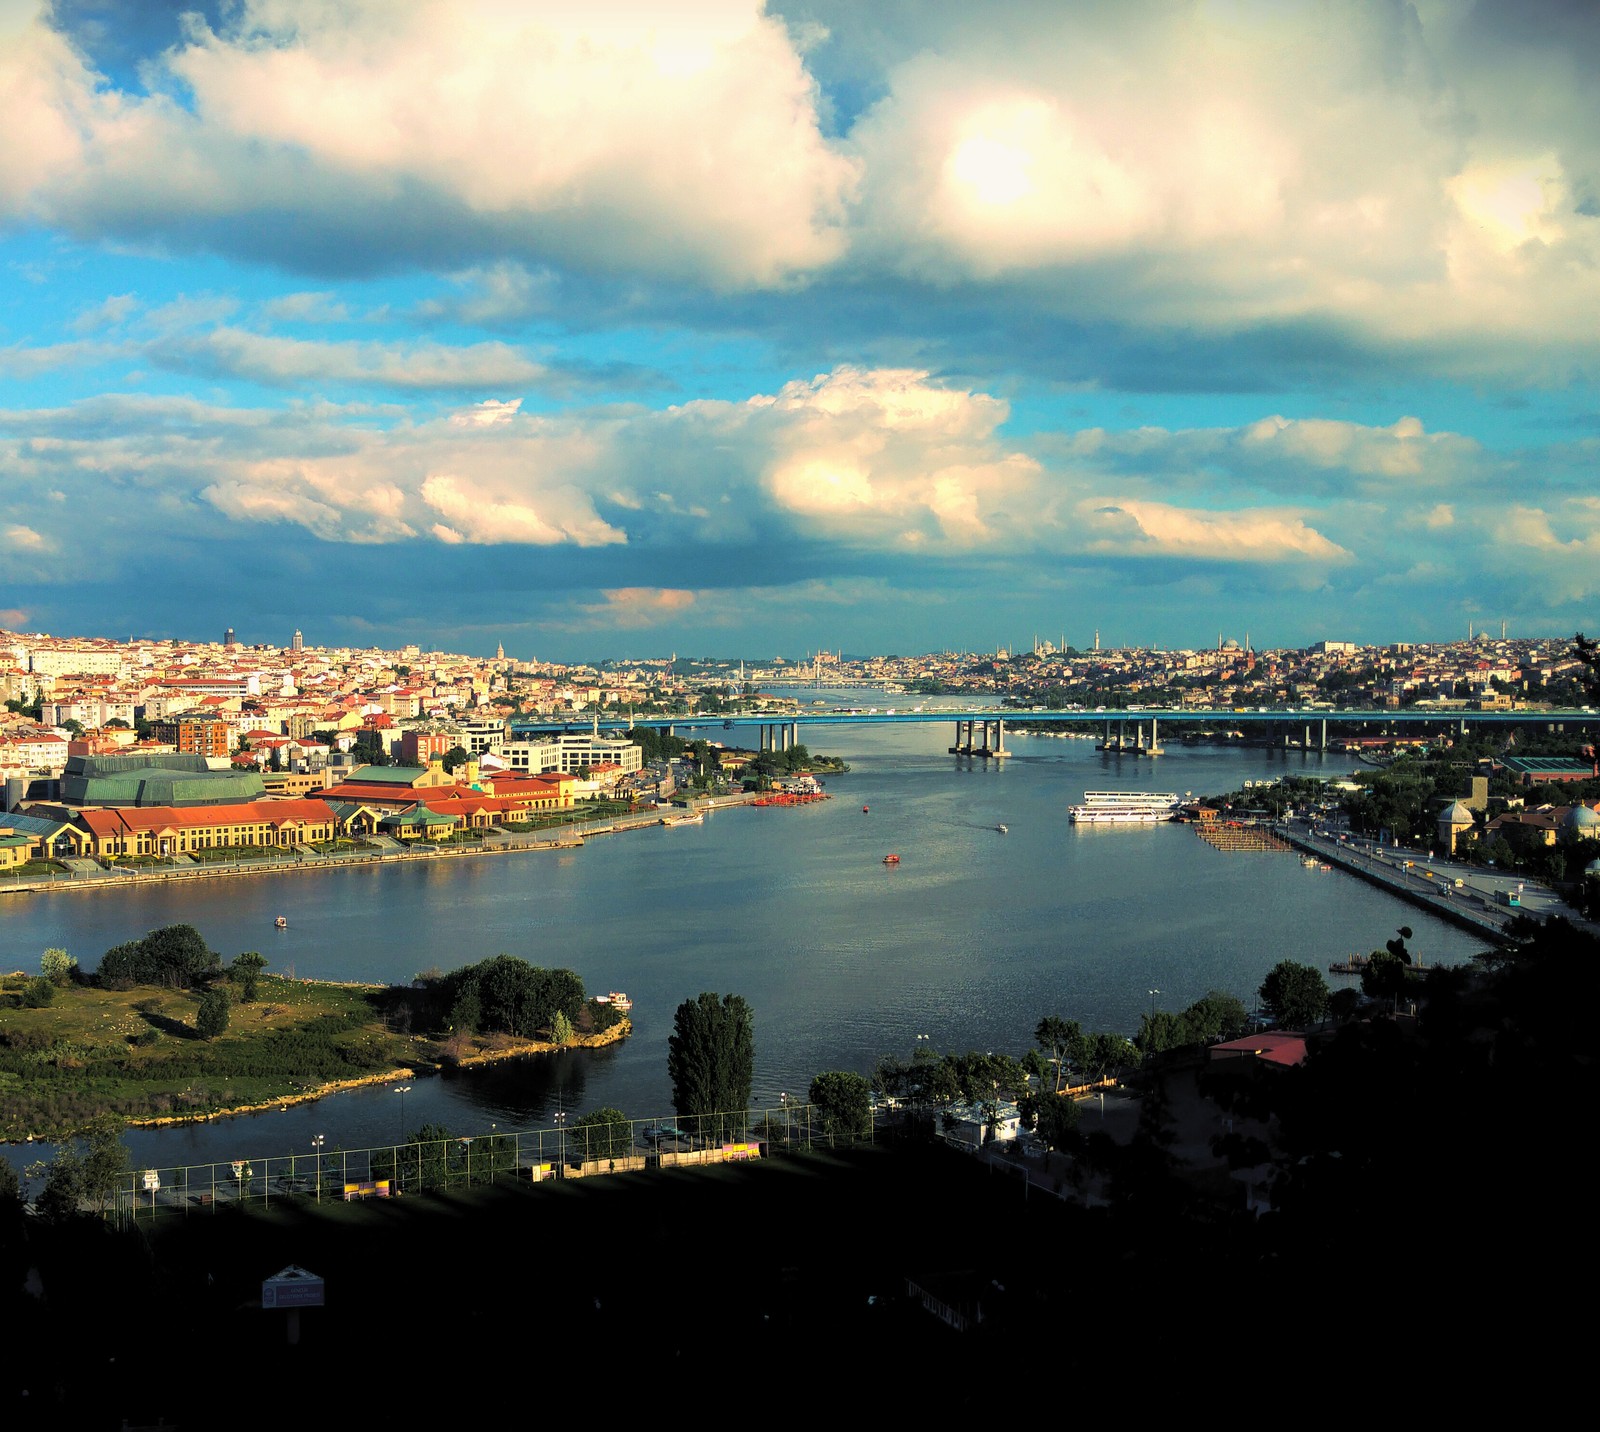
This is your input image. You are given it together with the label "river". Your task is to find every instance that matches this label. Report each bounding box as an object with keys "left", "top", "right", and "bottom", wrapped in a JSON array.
[{"left": 1, "top": 702, "right": 1492, "bottom": 1175}]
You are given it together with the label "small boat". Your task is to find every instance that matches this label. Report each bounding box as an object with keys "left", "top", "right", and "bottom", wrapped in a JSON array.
[
  {"left": 882, "top": 853, "right": 901, "bottom": 865},
  {"left": 996, "top": 824, "right": 1008, "bottom": 834},
  {"left": 274, "top": 916, "right": 287, "bottom": 929},
  {"left": 862, "top": 806, "right": 870, "bottom": 813}
]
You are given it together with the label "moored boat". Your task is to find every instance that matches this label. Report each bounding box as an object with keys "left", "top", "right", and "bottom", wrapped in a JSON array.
[{"left": 1068, "top": 791, "right": 1181, "bottom": 824}]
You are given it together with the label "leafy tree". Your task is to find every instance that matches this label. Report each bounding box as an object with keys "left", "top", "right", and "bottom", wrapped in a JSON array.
[
  {"left": 35, "top": 1146, "right": 85, "bottom": 1220},
  {"left": 667, "top": 992, "right": 755, "bottom": 1136},
  {"left": 550, "top": 1009, "right": 573, "bottom": 1044},
  {"left": 230, "top": 951, "right": 267, "bottom": 1002},
  {"left": 569, "top": 1107, "right": 632, "bottom": 1161},
  {"left": 1258, "top": 959, "right": 1330, "bottom": 1029},
  {"left": 809, "top": 1070, "right": 873, "bottom": 1139},
  {"left": 97, "top": 924, "right": 219, "bottom": 989},
  {"left": 0, "top": 1157, "right": 18, "bottom": 1208},
  {"left": 1078, "top": 1031, "right": 1137, "bottom": 1083},
  {"left": 1185, "top": 991, "right": 1250, "bottom": 1041},
  {"left": 1361, "top": 950, "right": 1414, "bottom": 1009},
  {"left": 441, "top": 744, "right": 471, "bottom": 773},
  {"left": 196, "top": 988, "right": 230, "bottom": 1040},
  {"left": 41, "top": 947, "right": 77, "bottom": 985},
  {"left": 1035, "top": 1092, "right": 1082, "bottom": 1153},
  {"left": 21, "top": 976, "right": 54, "bottom": 1008},
  {"left": 1034, "top": 1015, "right": 1082, "bottom": 1091},
  {"left": 1575, "top": 632, "right": 1600, "bottom": 701},
  {"left": 81, "top": 1116, "right": 131, "bottom": 1214}
]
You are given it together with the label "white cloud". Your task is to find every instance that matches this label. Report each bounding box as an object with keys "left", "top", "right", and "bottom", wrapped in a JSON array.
[
  {"left": 146, "top": 328, "right": 551, "bottom": 389},
  {"left": 24, "top": 0, "right": 855, "bottom": 288}
]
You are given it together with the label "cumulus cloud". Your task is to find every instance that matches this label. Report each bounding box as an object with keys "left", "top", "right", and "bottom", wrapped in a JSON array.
[{"left": 15, "top": 0, "right": 855, "bottom": 287}]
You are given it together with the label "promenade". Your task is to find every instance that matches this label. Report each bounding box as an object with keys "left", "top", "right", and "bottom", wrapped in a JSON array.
[
  {"left": 1271, "top": 819, "right": 1597, "bottom": 941},
  {"left": 1, "top": 792, "right": 763, "bottom": 899}
]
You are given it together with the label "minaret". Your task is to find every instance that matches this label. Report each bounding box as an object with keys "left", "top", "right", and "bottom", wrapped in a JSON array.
[{"left": 496, "top": 641, "right": 504, "bottom": 661}]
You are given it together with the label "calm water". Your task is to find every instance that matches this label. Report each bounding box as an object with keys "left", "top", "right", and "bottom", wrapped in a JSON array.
[{"left": 1, "top": 706, "right": 1490, "bottom": 1172}]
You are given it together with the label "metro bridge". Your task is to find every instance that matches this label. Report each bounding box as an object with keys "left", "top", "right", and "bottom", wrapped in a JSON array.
[{"left": 512, "top": 705, "right": 1600, "bottom": 758}]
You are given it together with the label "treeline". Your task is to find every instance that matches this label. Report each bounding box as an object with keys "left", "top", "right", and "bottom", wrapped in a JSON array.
[
  {"left": 96, "top": 925, "right": 220, "bottom": 989},
  {"left": 411, "top": 954, "right": 614, "bottom": 1040}
]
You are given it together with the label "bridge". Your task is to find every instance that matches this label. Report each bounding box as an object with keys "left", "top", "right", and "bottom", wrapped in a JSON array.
[{"left": 511, "top": 706, "right": 1600, "bottom": 759}]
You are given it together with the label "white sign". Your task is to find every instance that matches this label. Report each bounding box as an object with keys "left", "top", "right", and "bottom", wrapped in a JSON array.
[{"left": 142, "top": 1169, "right": 160, "bottom": 1192}]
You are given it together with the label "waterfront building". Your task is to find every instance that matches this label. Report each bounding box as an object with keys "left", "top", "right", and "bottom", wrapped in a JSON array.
[{"left": 74, "top": 798, "right": 337, "bottom": 858}]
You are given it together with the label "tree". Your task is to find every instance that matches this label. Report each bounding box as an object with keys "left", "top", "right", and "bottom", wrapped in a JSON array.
[
  {"left": 809, "top": 1070, "right": 873, "bottom": 1139},
  {"left": 97, "top": 924, "right": 219, "bottom": 989},
  {"left": 441, "top": 744, "right": 471, "bottom": 773},
  {"left": 1034, "top": 1015, "right": 1082, "bottom": 1092},
  {"left": 82, "top": 1116, "right": 131, "bottom": 1214},
  {"left": 21, "top": 976, "right": 54, "bottom": 1007},
  {"left": 41, "top": 947, "right": 77, "bottom": 985},
  {"left": 570, "top": 1107, "right": 632, "bottom": 1162},
  {"left": 230, "top": 951, "right": 267, "bottom": 1002},
  {"left": 35, "top": 1146, "right": 85, "bottom": 1220},
  {"left": 1258, "top": 960, "right": 1330, "bottom": 1029},
  {"left": 1035, "top": 1092, "right": 1082, "bottom": 1153},
  {"left": 667, "top": 992, "right": 755, "bottom": 1136},
  {"left": 196, "top": 987, "right": 230, "bottom": 1039},
  {"left": 550, "top": 1009, "right": 573, "bottom": 1044}
]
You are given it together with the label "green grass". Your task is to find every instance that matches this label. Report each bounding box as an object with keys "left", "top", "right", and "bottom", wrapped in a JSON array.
[{"left": 0, "top": 973, "right": 413, "bottom": 1138}]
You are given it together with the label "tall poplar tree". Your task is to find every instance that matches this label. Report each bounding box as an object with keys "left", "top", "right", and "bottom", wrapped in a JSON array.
[{"left": 667, "top": 992, "right": 754, "bottom": 1138}]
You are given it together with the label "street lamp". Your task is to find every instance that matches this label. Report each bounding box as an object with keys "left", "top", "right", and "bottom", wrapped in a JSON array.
[
  {"left": 394, "top": 1084, "right": 411, "bottom": 1144},
  {"left": 311, "top": 1134, "right": 325, "bottom": 1202},
  {"left": 779, "top": 1091, "right": 789, "bottom": 1147},
  {"left": 554, "top": 1111, "right": 567, "bottom": 1176},
  {"left": 1148, "top": 988, "right": 1160, "bottom": 1022}
]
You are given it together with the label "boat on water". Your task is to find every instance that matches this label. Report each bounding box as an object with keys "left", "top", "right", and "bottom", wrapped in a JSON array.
[
  {"left": 596, "top": 991, "right": 633, "bottom": 1011},
  {"left": 1067, "top": 791, "right": 1181, "bottom": 825},
  {"left": 882, "top": 853, "right": 901, "bottom": 865},
  {"left": 274, "top": 916, "right": 287, "bottom": 929},
  {"left": 996, "top": 824, "right": 1008, "bottom": 834},
  {"left": 660, "top": 811, "right": 704, "bottom": 826}
]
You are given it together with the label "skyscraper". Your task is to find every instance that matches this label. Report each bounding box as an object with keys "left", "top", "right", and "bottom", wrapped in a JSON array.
[
  {"left": 291, "top": 629, "right": 303, "bottom": 653},
  {"left": 223, "top": 627, "right": 236, "bottom": 647}
]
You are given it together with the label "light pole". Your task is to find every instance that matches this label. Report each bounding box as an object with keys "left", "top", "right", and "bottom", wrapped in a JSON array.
[
  {"left": 1148, "top": 988, "right": 1160, "bottom": 1022},
  {"left": 311, "top": 1134, "right": 325, "bottom": 1202},
  {"left": 394, "top": 1083, "right": 410, "bottom": 1144},
  {"left": 554, "top": 1111, "right": 566, "bottom": 1176},
  {"left": 779, "top": 1091, "right": 789, "bottom": 1147}
]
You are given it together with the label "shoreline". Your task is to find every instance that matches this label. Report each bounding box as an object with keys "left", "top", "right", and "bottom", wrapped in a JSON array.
[
  {"left": 43, "top": 1020, "right": 635, "bottom": 1142},
  {"left": 1, "top": 790, "right": 771, "bottom": 900}
]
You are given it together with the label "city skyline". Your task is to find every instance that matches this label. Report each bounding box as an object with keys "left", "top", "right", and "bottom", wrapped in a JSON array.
[{"left": 4, "top": 2, "right": 1599, "bottom": 658}]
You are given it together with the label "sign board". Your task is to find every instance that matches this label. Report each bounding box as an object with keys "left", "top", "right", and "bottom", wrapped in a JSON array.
[
  {"left": 262, "top": 1265, "right": 325, "bottom": 1309},
  {"left": 142, "top": 1169, "right": 160, "bottom": 1192}
]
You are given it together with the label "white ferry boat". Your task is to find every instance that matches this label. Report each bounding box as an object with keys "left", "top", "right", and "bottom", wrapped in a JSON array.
[{"left": 1068, "top": 790, "right": 1182, "bottom": 825}]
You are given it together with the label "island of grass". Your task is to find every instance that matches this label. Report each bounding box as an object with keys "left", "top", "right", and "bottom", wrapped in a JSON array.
[{"left": 0, "top": 926, "right": 628, "bottom": 1141}]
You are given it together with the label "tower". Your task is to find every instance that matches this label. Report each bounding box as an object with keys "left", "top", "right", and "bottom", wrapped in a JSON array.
[
  {"left": 224, "top": 627, "right": 236, "bottom": 648},
  {"left": 292, "top": 629, "right": 303, "bottom": 653}
]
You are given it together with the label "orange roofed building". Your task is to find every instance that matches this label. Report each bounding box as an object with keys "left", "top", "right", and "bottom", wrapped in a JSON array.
[{"left": 76, "top": 798, "right": 336, "bottom": 859}]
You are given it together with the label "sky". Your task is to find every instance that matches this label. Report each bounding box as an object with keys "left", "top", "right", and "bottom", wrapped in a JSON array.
[{"left": 3, "top": 0, "right": 1599, "bottom": 661}]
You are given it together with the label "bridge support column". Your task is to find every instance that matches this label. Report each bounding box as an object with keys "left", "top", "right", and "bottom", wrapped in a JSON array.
[{"left": 1320, "top": 719, "right": 1327, "bottom": 752}]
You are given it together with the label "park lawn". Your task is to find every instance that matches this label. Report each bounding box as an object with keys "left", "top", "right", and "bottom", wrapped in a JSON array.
[{"left": 0, "top": 972, "right": 415, "bottom": 1140}]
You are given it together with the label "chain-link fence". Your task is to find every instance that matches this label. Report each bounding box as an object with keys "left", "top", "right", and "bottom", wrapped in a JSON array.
[{"left": 112, "top": 1103, "right": 836, "bottom": 1225}]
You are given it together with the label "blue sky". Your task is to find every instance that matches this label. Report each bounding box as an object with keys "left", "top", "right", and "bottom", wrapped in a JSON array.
[{"left": 3, "top": 0, "right": 1598, "bottom": 660}]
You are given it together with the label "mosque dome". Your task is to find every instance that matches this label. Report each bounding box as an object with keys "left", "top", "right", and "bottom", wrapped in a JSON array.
[
  {"left": 1439, "top": 800, "right": 1475, "bottom": 828},
  {"left": 1557, "top": 804, "right": 1600, "bottom": 843}
]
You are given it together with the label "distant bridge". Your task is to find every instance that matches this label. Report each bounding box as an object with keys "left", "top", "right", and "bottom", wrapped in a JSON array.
[{"left": 511, "top": 706, "right": 1600, "bottom": 758}]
